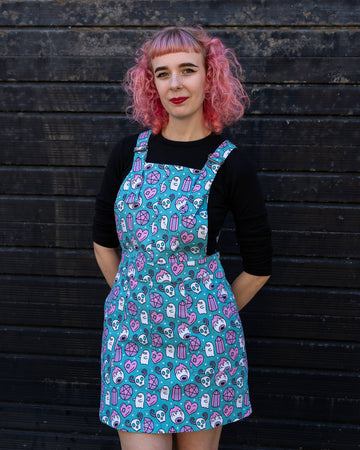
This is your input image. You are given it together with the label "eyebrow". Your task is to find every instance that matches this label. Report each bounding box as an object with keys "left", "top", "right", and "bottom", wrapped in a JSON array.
[{"left": 154, "top": 62, "right": 199, "bottom": 74}]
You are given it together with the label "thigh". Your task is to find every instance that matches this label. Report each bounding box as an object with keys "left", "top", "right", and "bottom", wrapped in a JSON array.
[
  {"left": 174, "top": 426, "right": 223, "bottom": 450},
  {"left": 118, "top": 430, "right": 173, "bottom": 450}
]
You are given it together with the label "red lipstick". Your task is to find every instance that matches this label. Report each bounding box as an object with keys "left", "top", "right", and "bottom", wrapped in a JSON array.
[{"left": 170, "top": 97, "right": 188, "bottom": 104}]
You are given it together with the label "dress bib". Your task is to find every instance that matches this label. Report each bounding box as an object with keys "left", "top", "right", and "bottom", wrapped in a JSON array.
[{"left": 99, "top": 130, "right": 252, "bottom": 433}]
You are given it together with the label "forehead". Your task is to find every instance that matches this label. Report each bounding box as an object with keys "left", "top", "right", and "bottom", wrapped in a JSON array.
[{"left": 151, "top": 51, "right": 204, "bottom": 70}]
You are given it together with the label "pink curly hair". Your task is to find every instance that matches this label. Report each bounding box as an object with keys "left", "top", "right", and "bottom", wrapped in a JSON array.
[{"left": 124, "top": 26, "right": 249, "bottom": 134}]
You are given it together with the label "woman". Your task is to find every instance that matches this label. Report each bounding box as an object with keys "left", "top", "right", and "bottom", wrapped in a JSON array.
[{"left": 93, "top": 26, "right": 272, "bottom": 450}]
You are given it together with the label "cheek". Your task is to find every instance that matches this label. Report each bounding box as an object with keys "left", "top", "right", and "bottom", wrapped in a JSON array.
[
  {"left": 155, "top": 79, "right": 166, "bottom": 93},
  {"left": 195, "top": 75, "right": 207, "bottom": 98}
]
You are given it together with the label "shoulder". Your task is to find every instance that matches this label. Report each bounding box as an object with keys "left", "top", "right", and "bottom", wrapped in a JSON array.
[
  {"left": 221, "top": 143, "right": 258, "bottom": 181},
  {"left": 106, "top": 132, "right": 140, "bottom": 169},
  {"left": 110, "top": 133, "right": 139, "bottom": 158}
]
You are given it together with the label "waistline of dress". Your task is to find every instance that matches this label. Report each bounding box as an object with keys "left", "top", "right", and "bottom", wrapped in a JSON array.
[{"left": 119, "top": 251, "right": 226, "bottom": 284}]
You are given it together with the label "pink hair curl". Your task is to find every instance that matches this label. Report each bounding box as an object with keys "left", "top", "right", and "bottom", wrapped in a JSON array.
[{"left": 124, "top": 26, "right": 249, "bottom": 134}]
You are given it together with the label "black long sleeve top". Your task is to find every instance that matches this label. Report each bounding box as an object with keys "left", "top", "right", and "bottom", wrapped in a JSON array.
[{"left": 93, "top": 132, "right": 272, "bottom": 276}]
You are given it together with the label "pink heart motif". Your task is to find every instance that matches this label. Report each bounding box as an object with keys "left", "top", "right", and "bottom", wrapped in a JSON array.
[
  {"left": 151, "top": 350, "right": 163, "bottom": 363},
  {"left": 146, "top": 393, "right": 158, "bottom": 407},
  {"left": 120, "top": 403, "right": 132, "bottom": 417},
  {"left": 229, "top": 347, "right": 239, "bottom": 360},
  {"left": 223, "top": 303, "right": 235, "bottom": 319},
  {"left": 171, "top": 262, "right": 185, "bottom": 276},
  {"left": 124, "top": 359, "right": 137, "bottom": 373},
  {"left": 136, "top": 228, "right": 149, "bottom": 242},
  {"left": 229, "top": 367, "right": 238, "bottom": 376},
  {"left": 136, "top": 229, "right": 148, "bottom": 242},
  {"left": 144, "top": 187, "right": 157, "bottom": 199},
  {"left": 187, "top": 312, "right": 197, "bottom": 326},
  {"left": 223, "top": 405, "right": 234, "bottom": 417},
  {"left": 129, "top": 278, "right": 138, "bottom": 290},
  {"left": 150, "top": 311, "right": 164, "bottom": 324},
  {"left": 185, "top": 400, "right": 198, "bottom": 414},
  {"left": 190, "top": 354, "right": 204, "bottom": 367},
  {"left": 180, "top": 231, "right": 194, "bottom": 244},
  {"left": 130, "top": 318, "right": 140, "bottom": 331}
]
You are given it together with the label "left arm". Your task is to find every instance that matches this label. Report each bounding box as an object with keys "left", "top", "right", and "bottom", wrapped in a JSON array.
[
  {"left": 231, "top": 271, "right": 270, "bottom": 311},
  {"left": 222, "top": 149, "right": 272, "bottom": 310}
]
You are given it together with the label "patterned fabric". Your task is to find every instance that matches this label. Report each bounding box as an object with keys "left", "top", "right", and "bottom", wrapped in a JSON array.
[{"left": 100, "top": 130, "right": 252, "bottom": 433}]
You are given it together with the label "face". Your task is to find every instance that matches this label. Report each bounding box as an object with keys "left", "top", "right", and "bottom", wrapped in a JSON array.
[{"left": 151, "top": 51, "right": 206, "bottom": 125}]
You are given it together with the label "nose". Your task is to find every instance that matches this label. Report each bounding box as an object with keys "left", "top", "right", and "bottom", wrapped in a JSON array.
[{"left": 169, "top": 72, "right": 183, "bottom": 89}]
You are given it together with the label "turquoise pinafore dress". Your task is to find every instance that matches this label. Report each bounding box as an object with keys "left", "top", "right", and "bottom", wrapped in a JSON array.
[{"left": 100, "top": 130, "right": 252, "bottom": 433}]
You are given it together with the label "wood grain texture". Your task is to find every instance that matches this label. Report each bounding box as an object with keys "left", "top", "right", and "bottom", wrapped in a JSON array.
[
  {"left": 1, "top": 1, "right": 359, "bottom": 449},
  {"left": 2, "top": 114, "right": 359, "bottom": 147},
  {"left": 1, "top": 0, "right": 360, "bottom": 26},
  {"left": 2, "top": 29, "right": 359, "bottom": 57},
  {"left": 2, "top": 84, "right": 359, "bottom": 116},
  {"left": 1, "top": 56, "right": 359, "bottom": 84}
]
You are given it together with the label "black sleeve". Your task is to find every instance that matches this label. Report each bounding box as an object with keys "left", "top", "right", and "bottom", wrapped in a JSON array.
[
  {"left": 223, "top": 149, "right": 272, "bottom": 276},
  {"left": 92, "top": 135, "right": 137, "bottom": 247}
]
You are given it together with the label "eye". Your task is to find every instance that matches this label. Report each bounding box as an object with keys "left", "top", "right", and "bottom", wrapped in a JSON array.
[
  {"left": 182, "top": 68, "right": 196, "bottom": 75},
  {"left": 156, "top": 72, "right": 169, "bottom": 79}
]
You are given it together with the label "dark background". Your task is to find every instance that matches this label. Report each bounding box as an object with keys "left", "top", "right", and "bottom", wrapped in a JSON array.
[{"left": 1, "top": 1, "right": 359, "bottom": 449}]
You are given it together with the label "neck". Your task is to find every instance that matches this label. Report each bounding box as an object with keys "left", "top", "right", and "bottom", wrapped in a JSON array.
[{"left": 162, "top": 117, "right": 211, "bottom": 142}]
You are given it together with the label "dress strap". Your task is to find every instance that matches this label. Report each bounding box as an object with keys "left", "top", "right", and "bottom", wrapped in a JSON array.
[
  {"left": 134, "top": 130, "right": 152, "bottom": 152},
  {"left": 205, "top": 140, "right": 237, "bottom": 172}
]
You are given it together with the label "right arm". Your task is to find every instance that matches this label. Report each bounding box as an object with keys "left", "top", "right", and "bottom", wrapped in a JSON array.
[
  {"left": 92, "top": 136, "right": 137, "bottom": 286},
  {"left": 93, "top": 242, "right": 121, "bottom": 288}
]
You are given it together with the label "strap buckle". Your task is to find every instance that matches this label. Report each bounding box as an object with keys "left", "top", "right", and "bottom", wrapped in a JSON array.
[
  {"left": 207, "top": 157, "right": 221, "bottom": 166},
  {"left": 134, "top": 144, "right": 148, "bottom": 152}
]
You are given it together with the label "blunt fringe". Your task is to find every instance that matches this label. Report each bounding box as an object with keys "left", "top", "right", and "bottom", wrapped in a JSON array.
[{"left": 124, "top": 26, "right": 250, "bottom": 134}]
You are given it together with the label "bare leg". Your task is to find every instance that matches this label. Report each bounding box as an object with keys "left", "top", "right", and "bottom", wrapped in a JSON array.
[
  {"left": 118, "top": 430, "right": 173, "bottom": 450},
  {"left": 174, "top": 426, "right": 223, "bottom": 450}
]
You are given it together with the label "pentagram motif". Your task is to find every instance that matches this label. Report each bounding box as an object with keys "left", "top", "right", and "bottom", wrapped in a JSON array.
[
  {"left": 226, "top": 329, "right": 236, "bottom": 345},
  {"left": 119, "top": 384, "right": 133, "bottom": 400},
  {"left": 136, "top": 209, "right": 150, "bottom": 225},
  {"left": 189, "top": 336, "right": 201, "bottom": 351},
  {"left": 146, "top": 170, "right": 161, "bottom": 185},
  {"left": 125, "top": 342, "right": 139, "bottom": 357},
  {"left": 184, "top": 383, "right": 199, "bottom": 398},
  {"left": 181, "top": 215, "right": 196, "bottom": 229},
  {"left": 143, "top": 417, "right": 154, "bottom": 433},
  {"left": 148, "top": 374, "right": 159, "bottom": 390},
  {"left": 223, "top": 386, "right": 235, "bottom": 402},
  {"left": 127, "top": 301, "right": 138, "bottom": 315},
  {"left": 151, "top": 334, "right": 163, "bottom": 347},
  {"left": 150, "top": 292, "right": 163, "bottom": 308}
]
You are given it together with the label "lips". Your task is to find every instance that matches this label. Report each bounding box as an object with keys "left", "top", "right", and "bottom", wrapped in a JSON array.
[{"left": 170, "top": 97, "right": 188, "bottom": 104}]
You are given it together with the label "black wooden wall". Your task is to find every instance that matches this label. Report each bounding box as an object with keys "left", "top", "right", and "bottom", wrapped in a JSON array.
[{"left": 1, "top": 1, "right": 359, "bottom": 449}]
